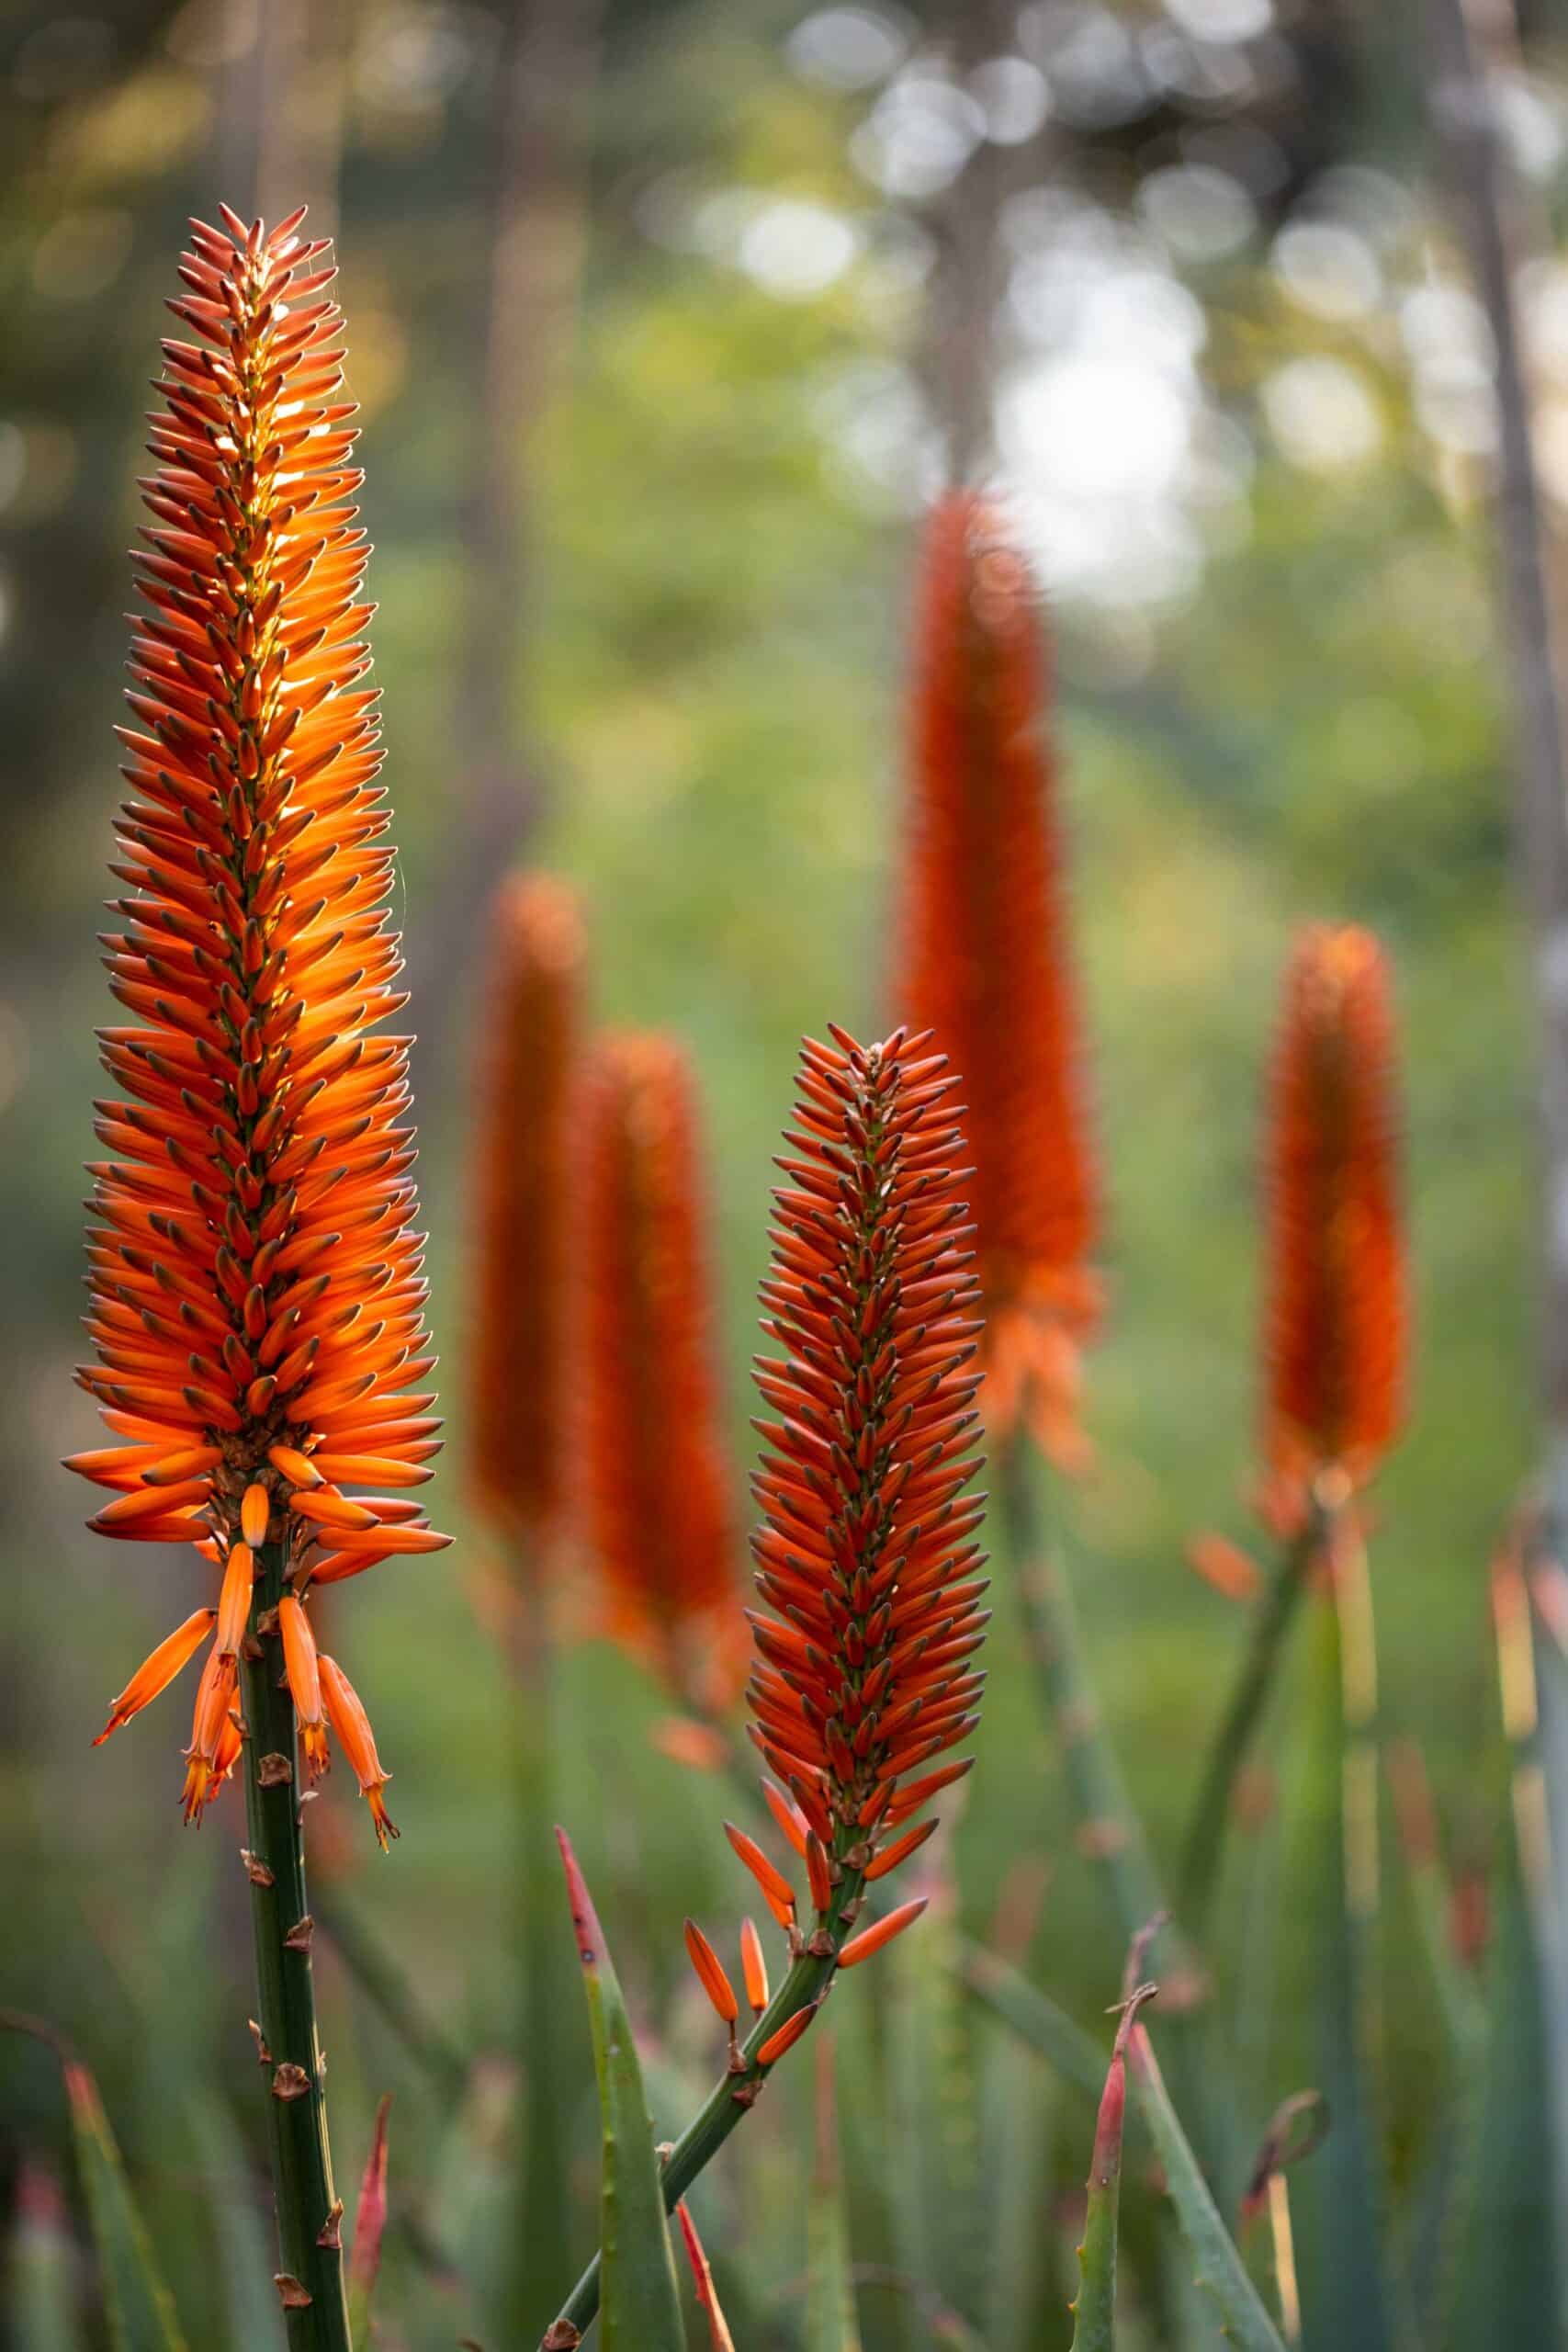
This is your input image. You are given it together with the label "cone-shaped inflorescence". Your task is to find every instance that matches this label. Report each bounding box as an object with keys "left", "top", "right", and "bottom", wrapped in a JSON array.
[
  {"left": 1262, "top": 924, "right": 1404, "bottom": 1517},
  {"left": 574, "top": 1031, "right": 742, "bottom": 1711},
  {"left": 468, "top": 871, "right": 585, "bottom": 1546},
  {"left": 70, "top": 206, "right": 449, "bottom": 1848},
  {"left": 739, "top": 1024, "right": 987, "bottom": 1954},
  {"left": 893, "top": 492, "right": 1098, "bottom": 1466}
]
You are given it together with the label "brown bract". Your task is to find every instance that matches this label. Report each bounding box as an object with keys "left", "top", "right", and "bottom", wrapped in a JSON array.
[
  {"left": 893, "top": 492, "right": 1099, "bottom": 1467},
  {"left": 573, "top": 1032, "right": 742, "bottom": 1710},
  {"left": 468, "top": 872, "right": 585, "bottom": 1544},
  {"left": 69, "top": 206, "right": 448, "bottom": 1828},
  {"left": 1262, "top": 923, "right": 1405, "bottom": 1512},
  {"left": 748, "top": 1026, "right": 987, "bottom": 1865}
]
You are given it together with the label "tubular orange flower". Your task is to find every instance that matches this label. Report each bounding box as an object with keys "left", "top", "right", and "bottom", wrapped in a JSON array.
[
  {"left": 70, "top": 207, "right": 448, "bottom": 1830},
  {"left": 319, "top": 1651, "right": 397, "bottom": 1849},
  {"left": 892, "top": 492, "right": 1099, "bottom": 1466},
  {"left": 745, "top": 1026, "right": 987, "bottom": 1927},
  {"left": 573, "top": 1032, "right": 742, "bottom": 1711},
  {"left": 94, "top": 1606, "right": 215, "bottom": 1744},
  {"left": 469, "top": 873, "right": 586, "bottom": 1543},
  {"left": 278, "top": 1591, "right": 328, "bottom": 1779},
  {"left": 181, "top": 1643, "right": 239, "bottom": 1826},
  {"left": 214, "top": 1540, "right": 254, "bottom": 1656},
  {"left": 1262, "top": 924, "right": 1405, "bottom": 1511}
]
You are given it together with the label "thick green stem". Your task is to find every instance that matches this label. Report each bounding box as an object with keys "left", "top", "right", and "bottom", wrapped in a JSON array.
[
  {"left": 238, "top": 1538, "right": 352, "bottom": 2349},
  {"left": 1177, "top": 1508, "right": 1322, "bottom": 1930},
  {"left": 542, "top": 1872, "right": 864, "bottom": 2346}
]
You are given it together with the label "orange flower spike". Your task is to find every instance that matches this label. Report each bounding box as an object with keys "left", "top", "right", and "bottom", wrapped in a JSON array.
[
  {"left": 77, "top": 208, "right": 449, "bottom": 1820},
  {"left": 723, "top": 1820, "right": 796, "bottom": 1929},
  {"left": 575, "top": 1034, "right": 742, "bottom": 1710},
  {"left": 469, "top": 875, "right": 586, "bottom": 1539},
  {"left": 892, "top": 494, "right": 1099, "bottom": 1465},
  {"left": 747, "top": 1028, "right": 986, "bottom": 1903},
  {"left": 739, "top": 1916, "right": 769, "bottom": 2013},
  {"left": 215, "top": 1543, "right": 255, "bottom": 1657},
  {"left": 683, "top": 1919, "right": 739, "bottom": 2029},
  {"left": 319, "top": 1653, "right": 398, "bottom": 1848},
  {"left": 838, "top": 1896, "right": 930, "bottom": 1971},
  {"left": 93, "top": 1606, "right": 216, "bottom": 1744},
  {"left": 1262, "top": 926, "right": 1405, "bottom": 1501},
  {"left": 277, "top": 1594, "right": 328, "bottom": 1779}
]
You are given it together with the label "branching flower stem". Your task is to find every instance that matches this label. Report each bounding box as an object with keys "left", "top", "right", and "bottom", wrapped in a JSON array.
[{"left": 541, "top": 1871, "right": 866, "bottom": 2347}]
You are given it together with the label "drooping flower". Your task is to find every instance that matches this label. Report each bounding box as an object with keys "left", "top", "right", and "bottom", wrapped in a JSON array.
[
  {"left": 892, "top": 492, "right": 1099, "bottom": 1466},
  {"left": 734, "top": 1028, "right": 987, "bottom": 1956},
  {"left": 572, "top": 1032, "right": 743, "bottom": 1711},
  {"left": 468, "top": 873, "right": 586, "bottom": 1546},
  {"left": 69, "top": 205, "right": 448, "bottom": 1836},
  {"left": 1262, "top": 923, "right": 1405, "bottom": 1515}
]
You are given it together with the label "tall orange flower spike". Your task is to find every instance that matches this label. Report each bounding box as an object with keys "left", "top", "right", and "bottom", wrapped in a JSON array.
[
  {"left": 1262, "top": 924, "right": 1405, "bottom": 1518},
  {"left": 574, "top": 1032, "right": 743, "bottom": 1711},
  {"left": 69, "top": 206, "right": 449, "bottom": 1834},
  {"left": 469, "top": 873, "right": 586, "bottom": 1543},
  {"left": 893, "top": 492, "right": 1099, "bottom": 1467},
  {"left": 745, "top": 1026, "right": 987, "bottom": 1942}
]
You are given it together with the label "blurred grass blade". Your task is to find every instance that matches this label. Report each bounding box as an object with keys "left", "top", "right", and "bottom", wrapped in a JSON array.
[
  {"left": 675, "top": 2201, "right": 736, "bottom": 2352},
  {"left": 807, "top": 2037, "right": 863, "bottom": 2352},
  {"left": 954, "top": 1940, "right": 1105, "bottom": 2101},
  {"left": 2, "top": 2023, "right": 187, "bottom": 2352},
  {"left": 185, "top": 2094, "right": 283, "bottom": 2352},
  {"left": 65, "top": 2055, "right": 189, "bottom": 2352},
  {"left": 1280, "top": 1586, "right": 1393, "bottom": 2352},
  {"left": 347, "top": 2095, "right": 391, "bottom": 2349},
  {"left": 510, "top": 1700, "right": 588, "bottom": 2340},
  {"left": 976, "top": 2007, "right": 1055, "bottom": 2352},
  {"left": 311, "top": 1891, "right": 469, "bottom": 2102},
  {"left": 1069, "top": 1986, "right": 1154, "bottom": 2351},
  {"left": 1440, "top": 1768, "right": 1558, "bottom": 2347},
  {"left": 1443, "top": 1555, "right": 1561, "bottom": 2346},
  {"left": 8, "top": 2161, "right": 85, "bottom": 2352},
  {"left": 1122, "top": 2014, "right": 1288, "bottom": 2352},
  {"left": 556, "top": 1828, "right": 684, "bottom": 2352},
  {"left": 888, "top": 1861, "right": 981, "bottom": 2328}
]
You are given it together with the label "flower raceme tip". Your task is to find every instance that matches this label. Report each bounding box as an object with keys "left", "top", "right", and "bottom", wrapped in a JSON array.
[{"left": 71, "top": 205, "right": 448, "bottom": 1837}]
